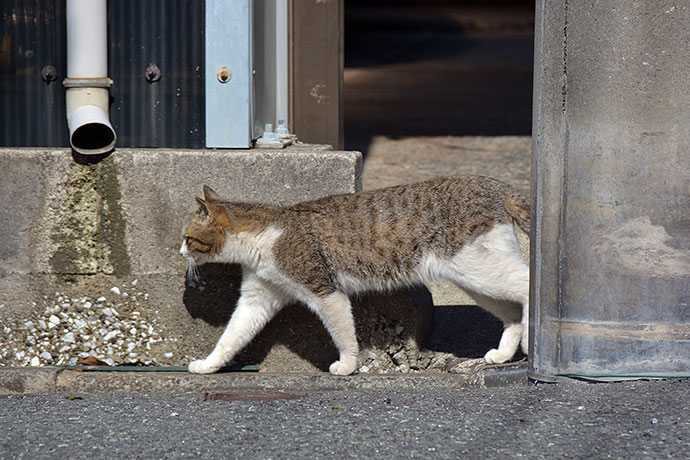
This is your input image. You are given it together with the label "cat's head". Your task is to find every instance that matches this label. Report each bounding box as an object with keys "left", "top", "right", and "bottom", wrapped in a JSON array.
[{"left": 180, "top": 185, "right": 229, "bottom": 278}]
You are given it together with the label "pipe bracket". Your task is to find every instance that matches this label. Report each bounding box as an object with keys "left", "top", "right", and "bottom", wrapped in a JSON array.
[{"left": 63, "top": 77, "right": 114, "bottom": 88}]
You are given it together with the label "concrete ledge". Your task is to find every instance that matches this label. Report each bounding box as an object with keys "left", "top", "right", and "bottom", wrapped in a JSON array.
[
  {"left": 0, "top": 145, "right": 362, "bottom": 278},
  {"left": 0, "top": 362, "right": 527, "bottom": 394}
]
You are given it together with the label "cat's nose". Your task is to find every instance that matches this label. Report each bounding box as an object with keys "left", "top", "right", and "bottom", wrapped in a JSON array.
[{"left": 179, "top": 241, "right": 187, "bottom": 255}]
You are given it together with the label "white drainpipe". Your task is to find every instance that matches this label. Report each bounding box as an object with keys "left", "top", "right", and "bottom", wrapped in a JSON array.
[{"left": 63, "top": 0, "right": 116, "bottom": 155}]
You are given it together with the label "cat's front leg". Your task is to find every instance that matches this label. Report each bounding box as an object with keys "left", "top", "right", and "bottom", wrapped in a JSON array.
[
  {"left": 309, "top": 291, "right": 359, "bottom": 376},
  {"left": 188, "top": 274, "right": 286, "bottom": 374}
]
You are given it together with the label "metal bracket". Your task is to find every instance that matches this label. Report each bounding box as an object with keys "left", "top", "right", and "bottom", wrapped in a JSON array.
[
  {"left": 255, "top": 121, "right": 295, "bottom": 149},
  {"left": 63, "top": 77, "right": 113, "bottom": 88}
]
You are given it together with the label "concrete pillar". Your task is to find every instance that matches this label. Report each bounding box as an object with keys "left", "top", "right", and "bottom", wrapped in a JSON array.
[{"left": 530, "top": 1, "right": 690, "bottom": 380}]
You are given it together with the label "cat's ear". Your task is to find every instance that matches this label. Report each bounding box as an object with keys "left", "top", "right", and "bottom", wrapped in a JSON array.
[
  {"left": 195, "top": 196, "right": 211, "bottom": 217},
  {"left": 202, "top": 185, "right": 223, "bottom": 203}
]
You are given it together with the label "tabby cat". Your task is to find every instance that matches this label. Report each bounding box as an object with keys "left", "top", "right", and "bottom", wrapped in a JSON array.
[{"left": 180, "top": 176, "right": 530, "bottom": 375}]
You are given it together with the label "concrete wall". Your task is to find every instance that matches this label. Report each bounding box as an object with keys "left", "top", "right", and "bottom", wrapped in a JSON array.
[{"left": 530, "top": 1, "right": 690, "bottom": 379}]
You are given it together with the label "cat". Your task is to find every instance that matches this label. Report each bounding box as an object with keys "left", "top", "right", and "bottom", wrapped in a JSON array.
[{"left": 180, "top": 175, "right": 530, "bottom": 375}]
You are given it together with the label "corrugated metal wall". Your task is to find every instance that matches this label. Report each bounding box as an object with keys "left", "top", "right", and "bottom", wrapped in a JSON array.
[
  {"left": 0, "top": 0, "right": 205, "bottom": 148},
  {"left": 109, "top": 1, "right": 204, "bottom": 148},
  {"left": 0, "top": 0, "right": 68, "bottom": 147}
]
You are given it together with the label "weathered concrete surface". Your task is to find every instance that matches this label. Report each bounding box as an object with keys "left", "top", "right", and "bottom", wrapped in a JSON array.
[
  {"left": 0, "top": 360, "right": 526, "bottom": 395},
  {"left": 531, "top": 2, "right": 690, "bottom": 378},
  {"left": 0, "top": 145, "right": 361, "bottom": 279}
]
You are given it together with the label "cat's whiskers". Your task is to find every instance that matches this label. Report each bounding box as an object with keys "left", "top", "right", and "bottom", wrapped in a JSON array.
[{"left": 185, "top": 256, "right": 200, "bottom": 284}]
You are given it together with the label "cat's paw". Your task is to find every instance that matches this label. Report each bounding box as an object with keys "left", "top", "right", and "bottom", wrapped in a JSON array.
[
  {"left": 329, "top": 358, "right": 357, "bottom": 376},
  {"left": 188, "top": 359, "right": 221, "bottom": 374},
  {"left": 484, "top": 348, "right": 510, "bottom": 364}
]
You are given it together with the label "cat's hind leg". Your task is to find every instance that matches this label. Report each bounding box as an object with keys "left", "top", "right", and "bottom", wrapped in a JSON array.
[
  {"left": 188, "top": 273, "right": 286, "bottom": 374},
  {"left": 307, "top": 291, "right": 359, "bottom": 376},
  {"left": 443, "top": 223, "right": 529, "bottom": 364},
  {"left": 464, "top": 292, "right": 524, "bottom": 364}
]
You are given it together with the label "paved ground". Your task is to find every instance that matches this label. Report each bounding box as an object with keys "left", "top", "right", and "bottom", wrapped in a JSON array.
[{"left": 2, "top": 379, "right": 688, "bottom": 460}]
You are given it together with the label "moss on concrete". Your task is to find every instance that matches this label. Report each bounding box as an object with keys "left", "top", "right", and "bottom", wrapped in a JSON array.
[{"left": 50, "top": 156, "right": 130, "bottom": 276}]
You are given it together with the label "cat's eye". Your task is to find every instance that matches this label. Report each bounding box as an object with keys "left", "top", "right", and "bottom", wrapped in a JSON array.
[{"left": 185, "top": 236, "right": 211, "bottom": 251}]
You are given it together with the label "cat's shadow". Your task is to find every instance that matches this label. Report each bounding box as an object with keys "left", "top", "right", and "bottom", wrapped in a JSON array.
[
  {"left": 182, "top": 263, "right": 513, "bottom": 370},
  {"left": 182, "top": 263, "right": 242, "bottom": 327}
]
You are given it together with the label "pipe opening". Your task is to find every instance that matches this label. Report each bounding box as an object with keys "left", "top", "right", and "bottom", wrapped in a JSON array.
[
  {"left": 71, "top": 122, "right": 116, "bottom": 154},
  {"left": 67, "top": 104, "right": 117, "bottom": 155}
]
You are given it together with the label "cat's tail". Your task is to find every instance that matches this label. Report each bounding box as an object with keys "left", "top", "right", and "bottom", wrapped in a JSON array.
[{"left": 504, "top": 188, "right": 530, "bottom": 234}]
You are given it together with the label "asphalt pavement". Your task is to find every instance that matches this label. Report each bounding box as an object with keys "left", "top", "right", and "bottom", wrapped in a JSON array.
[{"left": 1, "top": 379, "right": 688, "bottom": 460}]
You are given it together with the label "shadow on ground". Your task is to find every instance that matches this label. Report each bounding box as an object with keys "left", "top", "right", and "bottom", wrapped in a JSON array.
[{"left": 182, "top": 263, "right": 518, "bottom": 371}]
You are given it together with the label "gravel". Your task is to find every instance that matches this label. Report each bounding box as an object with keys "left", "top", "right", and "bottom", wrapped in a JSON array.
[{"left": 0, "top": 280, "right": 176, "bottom": 368}]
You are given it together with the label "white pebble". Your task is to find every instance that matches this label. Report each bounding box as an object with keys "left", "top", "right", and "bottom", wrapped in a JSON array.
[
  {"left": 110, "top": 287, "right": 121, "bottom": 295},
  {"left": 104, "top": 331, "right": 119, "bottom": 342},
  {"left": 97, "top": 296, "right": 106, "bottom": 302},
  {"left": 40, "top": 351, "right": 52, "bottom": 361},
  {"left": 63, "top": 332, "right": 76, "bottom": 343},
  {"left": 30, "top": 357, "right": 40, "bottom": 366},
  {"left": 164, "top": 352, "right": 173, "bottom": 358},
  {"left": 48, "top": 315, "right": 61, "bottom": 325}
]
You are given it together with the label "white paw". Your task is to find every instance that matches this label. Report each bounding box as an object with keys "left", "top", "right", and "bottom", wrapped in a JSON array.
[
  {"left": 484, "top": 348, "right": 510, "bottom": 364},
  {"left": 329, "top": 358, "right": 357, "bottom": 376},
  {"left": 188, "top": 359, "right": 221, "bottom": 374}
]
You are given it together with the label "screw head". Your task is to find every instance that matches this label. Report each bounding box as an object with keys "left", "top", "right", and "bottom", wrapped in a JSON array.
[
  {"left": 41, "top": 65, "right": 58, "bottom": 82},
  {"left": 145, "top": 64, "right": 161, "bottom": 83},
  {"left": 217, "top": 67, "right": 231, "bottom": 83}
]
